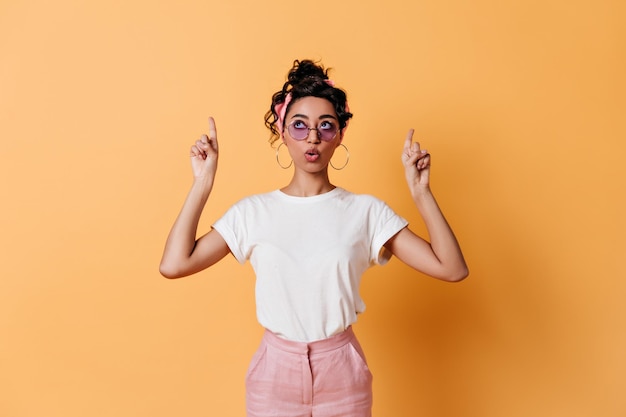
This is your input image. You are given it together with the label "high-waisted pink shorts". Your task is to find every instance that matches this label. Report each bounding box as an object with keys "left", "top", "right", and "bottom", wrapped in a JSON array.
[{"left": 245, "top": 326, "right": 373, "bottom": 417}]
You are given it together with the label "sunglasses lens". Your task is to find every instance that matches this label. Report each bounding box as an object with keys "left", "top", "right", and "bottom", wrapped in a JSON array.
[
  {"left": 288, "top": 124, "right": 308, "bottom": 140},
  {"left": 319, "top": 128, "right": 338, "bottom": 141}
]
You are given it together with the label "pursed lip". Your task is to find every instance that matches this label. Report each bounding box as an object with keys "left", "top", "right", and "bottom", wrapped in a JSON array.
[{"left": 304, "top": 147, "right": 321, "bottom": 162}]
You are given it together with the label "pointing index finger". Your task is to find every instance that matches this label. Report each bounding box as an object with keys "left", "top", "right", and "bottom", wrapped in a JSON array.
[
  {"left": 208, "top": 117, "right": 217, "bottom": 141},
  {"left": 404, "top": 128, "right": 415, "bottom": 150}
]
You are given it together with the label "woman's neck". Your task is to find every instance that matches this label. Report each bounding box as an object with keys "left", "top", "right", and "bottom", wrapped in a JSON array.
[{"left": 281, "top": 172, "right": 335, "bottom": 197}]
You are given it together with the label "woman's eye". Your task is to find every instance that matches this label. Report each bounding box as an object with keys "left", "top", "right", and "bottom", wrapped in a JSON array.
[
  {"left": 319, "top": 121, "right": 335, "bottom": 130},
  {"left": 293, "top": 120, "right": 307, "bottom": 129}
]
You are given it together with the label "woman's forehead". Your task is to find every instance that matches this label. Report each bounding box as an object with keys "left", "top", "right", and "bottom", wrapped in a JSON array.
[{"left": 288, "top": 97, "right": 335, "bottom": 116}]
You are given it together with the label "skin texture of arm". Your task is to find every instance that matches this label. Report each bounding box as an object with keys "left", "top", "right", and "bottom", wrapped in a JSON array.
[
  {"left": 384, "top": 129, "right": 469, "bottom": 282},
  {"left": 159, "top": 118, "right": 231, "bottom": 279}
]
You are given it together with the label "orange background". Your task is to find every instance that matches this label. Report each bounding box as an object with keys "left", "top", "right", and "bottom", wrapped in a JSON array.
[{"left": 1, "top": 0, "right": 624, "bottom": 416}]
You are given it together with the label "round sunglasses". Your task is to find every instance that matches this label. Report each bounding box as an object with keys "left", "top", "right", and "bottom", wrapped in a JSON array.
[{"left": 286, "top": 120, "right": 339, "bottom": 142}]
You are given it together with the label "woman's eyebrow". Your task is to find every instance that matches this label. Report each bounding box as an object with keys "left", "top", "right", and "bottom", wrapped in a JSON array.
[{"left": 290, "top": 113, "right": 338, "bottom": 120}]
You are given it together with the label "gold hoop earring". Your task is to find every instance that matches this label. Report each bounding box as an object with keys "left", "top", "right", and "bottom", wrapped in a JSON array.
[
  {"left": 276, "top": 142, "right": 293, "bottom": 169},
  {"left": 330, "top": 143, "right": 350, "bottom": 170}
]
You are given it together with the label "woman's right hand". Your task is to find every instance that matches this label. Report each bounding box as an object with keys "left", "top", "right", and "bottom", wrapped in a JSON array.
[
  {"left": 190, "top": 117, "right": 219, "bottom": 181},
  {"left": 160, "top": 117, "right": 228, "bottom": 279}
]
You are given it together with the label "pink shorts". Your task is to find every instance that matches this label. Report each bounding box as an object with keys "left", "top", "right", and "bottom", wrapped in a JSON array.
[{"left": 245, "top": 326, "right": 373, "bottom": 417}]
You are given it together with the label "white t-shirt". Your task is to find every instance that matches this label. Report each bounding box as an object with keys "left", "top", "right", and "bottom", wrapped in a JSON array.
[{"left": 212, "top": 187, "right": 408, "bottom": 342}]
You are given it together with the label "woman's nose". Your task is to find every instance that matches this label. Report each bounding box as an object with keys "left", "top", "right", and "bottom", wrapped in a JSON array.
[{"left": 306, "top": 128, "right": 321, "bottom": 143}]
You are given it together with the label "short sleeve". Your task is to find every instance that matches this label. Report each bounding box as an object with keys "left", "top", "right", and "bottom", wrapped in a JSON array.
[
  {"left": 369, "top": 199, "right": 408, "bottom": 265},
  {"left": 212, "top": 204, "right": 249, "bottom": 264}
]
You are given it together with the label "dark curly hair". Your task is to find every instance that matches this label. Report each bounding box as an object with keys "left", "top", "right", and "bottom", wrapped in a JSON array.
[{"left": 264, "top": 59, "right": 353, "bottom": 146}]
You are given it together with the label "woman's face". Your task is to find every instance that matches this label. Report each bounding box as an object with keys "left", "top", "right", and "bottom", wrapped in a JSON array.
[{"left": 282, "top": 96, "right": 342, "bottom": 173}]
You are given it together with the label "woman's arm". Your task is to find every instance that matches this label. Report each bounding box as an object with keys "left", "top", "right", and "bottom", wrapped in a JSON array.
[
  {"left": 384, "top": 129, "right": 469, "bottom": 282},
  {"left": 159, "top": 118, "right": 230, "bottom": 279}
]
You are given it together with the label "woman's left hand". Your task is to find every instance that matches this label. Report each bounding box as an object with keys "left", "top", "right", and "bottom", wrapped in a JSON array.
[{"left": 402, "top": 129, "right": 431, "bottom": 193}]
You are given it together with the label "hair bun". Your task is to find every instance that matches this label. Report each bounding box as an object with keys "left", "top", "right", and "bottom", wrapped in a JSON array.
[{"left": 287, "top": 60, "right": 329, "bottom": 87}]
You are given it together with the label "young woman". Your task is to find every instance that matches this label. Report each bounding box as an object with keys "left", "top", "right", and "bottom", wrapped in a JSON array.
[{"left": 160, "top": 59, "right": 468, "bottom": 417}]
